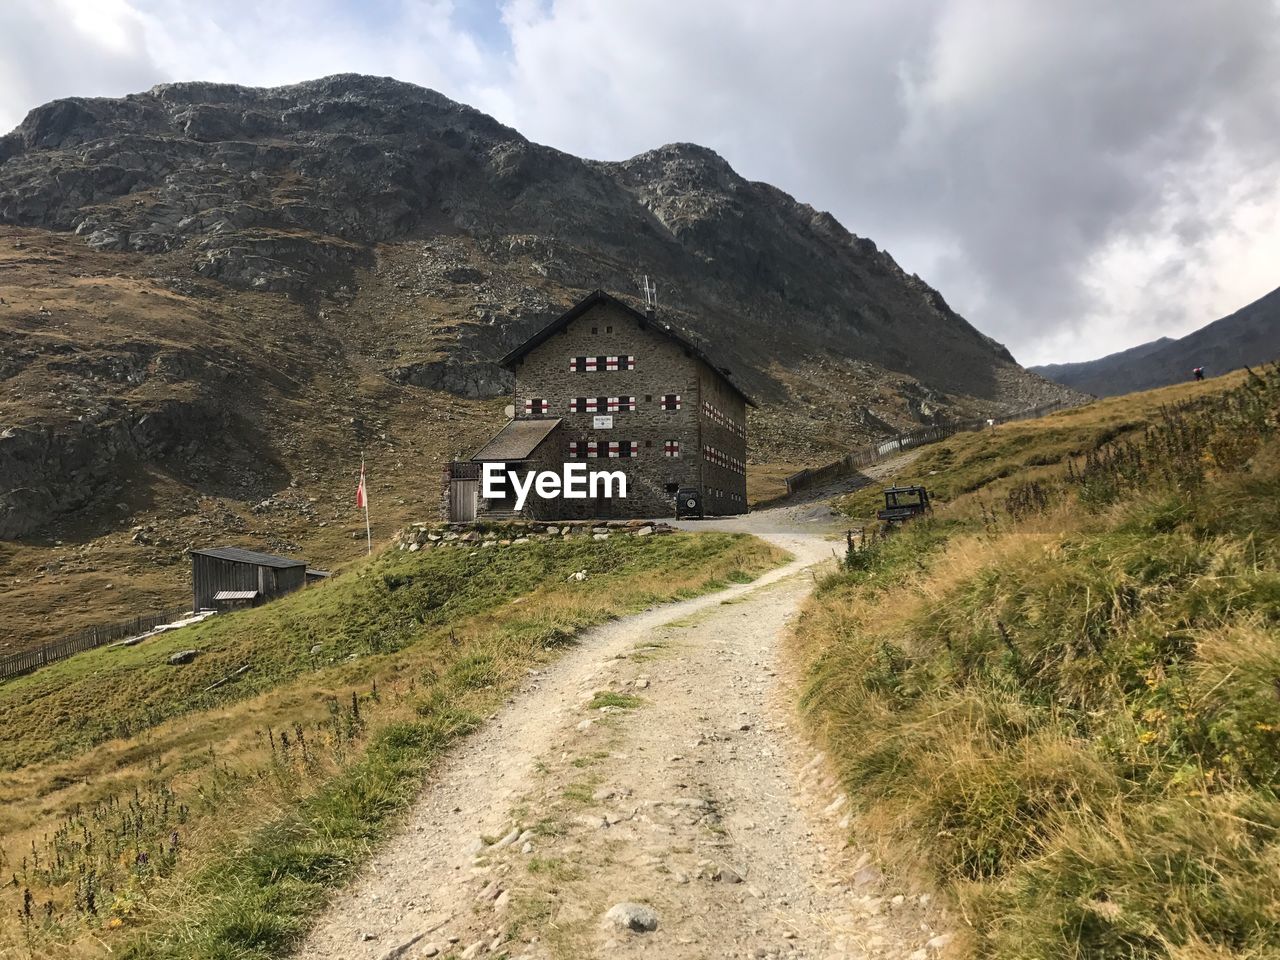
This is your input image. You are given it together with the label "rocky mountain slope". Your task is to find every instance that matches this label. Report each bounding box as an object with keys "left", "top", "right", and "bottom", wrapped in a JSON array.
[
  {"left": 1032, "top": 284, "right": 1280, "bottom": 397},
  {"left": 0, "top": 74, "right": 1077, "bottom": 649}
]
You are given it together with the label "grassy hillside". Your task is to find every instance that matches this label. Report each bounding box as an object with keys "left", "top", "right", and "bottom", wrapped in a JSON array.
[
  {"left": 0, "top": 226, "right": 501, "bottom": 655},
  {"left": 0, "top": 531, "right": 785, "bottom": 959},
  {"left": 794, "top": 366, "right": 1280, "bottom": 958}
]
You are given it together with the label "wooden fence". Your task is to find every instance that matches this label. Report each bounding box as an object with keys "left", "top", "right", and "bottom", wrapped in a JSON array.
[
  {"left": 0, "top": 607, "right": 192, "bottom": 682},
  {"left": 782, "top": 398, "right": 1083, "bottom": 497}
]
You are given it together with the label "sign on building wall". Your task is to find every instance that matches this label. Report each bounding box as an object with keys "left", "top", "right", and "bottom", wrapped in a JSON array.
[{"left": 593, "top": 415, "right": 614, "bottom": 429}]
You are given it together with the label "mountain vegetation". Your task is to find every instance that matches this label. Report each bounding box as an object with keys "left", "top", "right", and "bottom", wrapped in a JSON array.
[{"left": 794, "top": 366, "right": 1280, "bottom": 958}]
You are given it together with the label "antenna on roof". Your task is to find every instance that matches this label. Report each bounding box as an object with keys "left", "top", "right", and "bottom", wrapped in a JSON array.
[{"left": 642, "top": 275, "right": 658, "bottom": 316}]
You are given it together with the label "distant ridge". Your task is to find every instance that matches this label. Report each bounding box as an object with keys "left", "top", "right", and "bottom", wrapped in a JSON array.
[{"left": 1032, "top": 285, "right": 1280, "bottom": 397}]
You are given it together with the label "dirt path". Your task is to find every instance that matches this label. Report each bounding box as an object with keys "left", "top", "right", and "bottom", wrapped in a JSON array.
[{"left": 298, "top": 457, "right": 948, "bottom": 960}]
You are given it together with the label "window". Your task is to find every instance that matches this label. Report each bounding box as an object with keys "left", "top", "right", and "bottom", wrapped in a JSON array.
[
  {"left": 665, "top": 482, "right": 680, "bottom": 495},
  {"left": 572, "top": 396, "right": 635, "bottom": 413},
  {"left": 523, "top": 398, "right": 548, "bottom": 415},
  {"left": 606, "top": 325, "right": 613, "bottom": 333},
  {"left": 591, "top": 326, "right": 598, "bottom": 334},
  {"left": 661, "top": 394, "right": 682, "bottom": 410},
  {"left": 645, "top": 394, "right": 653, "bottom": 403},
  {"left": 663, "top": 440, "right": 681, "bottom": 458},
  {"left": 570, "top": 355, "right": 634, "bottom": 372},
  {"left": 701, "top": 444, "right": 745, "bottom": 475},
  {"left": 701, "top": 398, "right": 746, "bottom": 438},
  {"left": 569, "top": 440, "right": 638, "bottom": 458}
]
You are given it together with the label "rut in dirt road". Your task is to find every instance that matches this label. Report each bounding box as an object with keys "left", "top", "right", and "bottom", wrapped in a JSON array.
[{"left": 296, "top": 521, "right": 950, "bottom": 960}]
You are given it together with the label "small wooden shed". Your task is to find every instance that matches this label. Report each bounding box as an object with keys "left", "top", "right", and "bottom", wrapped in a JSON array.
[{"left": 190, "top": 547, "right": 308, "bottom": 612}]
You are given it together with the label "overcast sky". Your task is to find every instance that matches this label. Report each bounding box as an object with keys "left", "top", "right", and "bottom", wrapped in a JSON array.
[{"left": 2, "top": 0, "right": 1278, "bottom": 365}]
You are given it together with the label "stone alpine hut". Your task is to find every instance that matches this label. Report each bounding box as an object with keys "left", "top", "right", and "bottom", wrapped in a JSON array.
[{"left": 445, "top": 290, "right": 752, "bottom": 520}]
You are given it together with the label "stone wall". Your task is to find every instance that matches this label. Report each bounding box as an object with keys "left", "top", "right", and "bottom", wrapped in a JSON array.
[
  {"left": 508, "top": 299, "right": 742, "bottom": 518},
  {"left": 696, "top": 358, "right": 749, "bottom": 515},
  {"left": 397, "top": 518, "right": 676, "bottom": 551}
]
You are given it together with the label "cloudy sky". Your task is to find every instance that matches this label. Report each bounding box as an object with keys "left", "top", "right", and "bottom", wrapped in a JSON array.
[{"left": 2, "top": 0, "right": 1278, "bottom": 365}]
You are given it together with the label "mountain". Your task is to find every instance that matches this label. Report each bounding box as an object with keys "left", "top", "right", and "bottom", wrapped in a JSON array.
[
  {"left": 0, "top": 74, "right": 1078, "bottom": 649},
  {"left": 1031, "top": 285, "right": 1280, "bottom": 397}
]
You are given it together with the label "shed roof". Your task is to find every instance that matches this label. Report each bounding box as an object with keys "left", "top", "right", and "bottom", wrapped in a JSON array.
[
  {"left": 190, "top": 546, "right": 306, "bottom": 568},
  {"left": 471, "top": 418, "right": 562, "bottom": 462},
  {"left": 498, "top": 290, "right": 756, "bottom": 407},
  {"left": 213, "top": 590, "right": 259, "bottom": 601}
]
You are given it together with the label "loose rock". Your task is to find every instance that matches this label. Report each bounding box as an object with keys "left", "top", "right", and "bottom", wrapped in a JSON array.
[{"left": 603, "top": 902, "right": 659, "bottom": 932}]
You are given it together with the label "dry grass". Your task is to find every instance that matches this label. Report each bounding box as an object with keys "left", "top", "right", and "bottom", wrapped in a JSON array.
[
  {"left": 0, "top": 530, "right": 785, "bottom": 958},
  {"left": 0, "top": 226, "right": 501, "bottom": 654},
  {"left": 746, "top": 461, "right": 806, "bottom": 506},
  {"left": 833, "top": 368, "right": 1255, "bottom": 522},
  {"left": 793, "top": 368, "right": 1280, "bottom": 959}
]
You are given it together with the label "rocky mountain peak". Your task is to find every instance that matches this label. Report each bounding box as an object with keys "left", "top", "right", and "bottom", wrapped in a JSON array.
[{"left": 0, "top": 73, "right": 1082, "bottom": 544}]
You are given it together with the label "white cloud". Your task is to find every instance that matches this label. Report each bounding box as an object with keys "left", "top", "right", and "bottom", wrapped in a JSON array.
[
  {"left": 1, "top": 0, "right": 1278, "bottom": 365},
  {"left": 0, "top": 0, "right": 162, "bottom": 127}
]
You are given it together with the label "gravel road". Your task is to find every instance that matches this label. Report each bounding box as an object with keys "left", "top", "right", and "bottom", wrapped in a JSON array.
[{"left": 296, "top": 454, "right": 950, "bottom": 960}]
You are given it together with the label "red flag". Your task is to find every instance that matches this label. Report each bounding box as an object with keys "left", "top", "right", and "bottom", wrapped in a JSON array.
[{"left": 355, "top": 462, "right": 367, "bottom": 509}]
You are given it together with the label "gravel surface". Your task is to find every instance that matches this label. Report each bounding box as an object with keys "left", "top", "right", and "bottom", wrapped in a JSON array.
[{"left": 296, "top": 456, "right": 950, "bottom": 960}]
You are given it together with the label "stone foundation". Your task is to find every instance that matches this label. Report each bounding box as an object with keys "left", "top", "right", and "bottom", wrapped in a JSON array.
[{"left": 395, "top": 518, "right": 676, "bottom": 551}]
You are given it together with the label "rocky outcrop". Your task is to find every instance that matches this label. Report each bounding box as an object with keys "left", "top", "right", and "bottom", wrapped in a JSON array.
[
  {"left": 0, "top": 74, "right": 1077, "bottom": 408},
  {"left": 0, "top": 397, "right": 239, "bottom": 538},
  {"left": 388, "top": 357, "right": 511, "bottom": 399},
  {"left": 0, "top": 74, "right": 1084, "bottom": 542}
]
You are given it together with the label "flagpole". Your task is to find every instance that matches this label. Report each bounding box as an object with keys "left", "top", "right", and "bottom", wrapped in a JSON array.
[{"left": 361, "top": 453, "right": 372, "bottom": 555}]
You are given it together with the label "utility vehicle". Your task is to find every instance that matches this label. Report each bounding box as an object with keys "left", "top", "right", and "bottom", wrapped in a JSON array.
[{"left": 877, "top": 485, "right": 931, "bottom": 525}]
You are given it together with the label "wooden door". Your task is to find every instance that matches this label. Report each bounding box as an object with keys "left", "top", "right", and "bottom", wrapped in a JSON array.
[{"left": 450, "top": 479, "right": 477, "bottom": 522}]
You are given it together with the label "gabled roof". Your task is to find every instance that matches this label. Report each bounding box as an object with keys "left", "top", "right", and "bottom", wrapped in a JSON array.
[
  {"left": 190, "top": 546, "right": 306, "bottom": 568},
  {"left": 499, "top": 290, "right": 756, "bottom": 407},
  {"left": 471, "top": 417, "right": 562, "bottom": 462}
]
